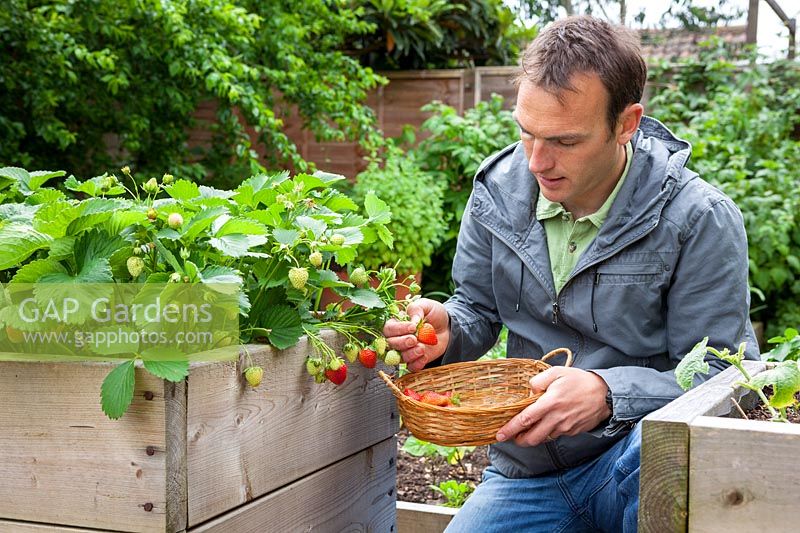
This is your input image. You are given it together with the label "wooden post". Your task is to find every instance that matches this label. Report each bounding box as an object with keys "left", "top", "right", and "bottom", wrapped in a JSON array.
[
  {"left": 638, "top": 361, "right": 766, "bottom": 532},
  {"left": 746, "top": 0, "right": 759, "bottom": 44}
]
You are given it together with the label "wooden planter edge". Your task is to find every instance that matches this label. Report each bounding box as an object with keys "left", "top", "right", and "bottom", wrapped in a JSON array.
[{"left": 638, "top": 360, "right": 767, "bottom": 533}]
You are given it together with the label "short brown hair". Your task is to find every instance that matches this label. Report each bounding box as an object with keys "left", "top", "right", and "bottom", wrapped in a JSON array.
[{"left": 515, "top": 16, "right": 647, "bottom": 133}]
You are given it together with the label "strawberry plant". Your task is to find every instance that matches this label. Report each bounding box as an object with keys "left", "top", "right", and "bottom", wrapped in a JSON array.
[
  {"left": 676, "top": 336, "right": 800, "bottom": 423},
  {"left": 0, "top": 165, "right": 412, "bottom": 418}
]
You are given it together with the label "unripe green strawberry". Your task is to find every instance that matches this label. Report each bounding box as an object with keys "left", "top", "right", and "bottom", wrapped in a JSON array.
[
  {"left": 162, "top": 173, "right": 174, "bottom": 184},
  {"left": 121, "top": 166, "right": 131, "bottom": 177},
  {"left": 167, "top": 212, "right": 183, "bottom": 228},
  {"left": 309, "top": 251, "right": 323, "bottom": 268},
  {"left": 374, "top": 336, "right": 387, "bottom": 356},
  {"left": 306, "top": 357, "right": 322, "bottom": 376},
  {"left": 384, "top": 349, "right": 402, "bottom": 366},
  {"left": 146, "top": 207, "right": 158, "bottom": 221},
  {"left": 288, "top": 267, "right": 309, "bottom": 290},
  {"left": 409, "top": 282, "right": 421, "bottom": 293},
  {"left": 343, "top": 342, "right": 359, "bottom": 363},
  {"left": 179, "top": 247, "right": 190, "bottom": 260},
  {"left": 126, "top": 256, "right": 145, "bottom": 277},
  {"left": 169, "top": 272, "right": 182, "bottom": 283},
  {"left": 143, "top": 177, "right": 159, "bottom": 194},
  {"left": 244, "top": 366, "right": 264, "bottom": 387},
  {"left": 350, "top": 267, "right": 368, "bottom": 287},
  {"left": 330, "top": 234, "right": 345, "bottom": 246}
]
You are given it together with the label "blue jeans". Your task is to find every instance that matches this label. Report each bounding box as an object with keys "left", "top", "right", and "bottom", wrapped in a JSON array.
[{"left": 445, "top": 423, "right": 641, "bottom": 533}]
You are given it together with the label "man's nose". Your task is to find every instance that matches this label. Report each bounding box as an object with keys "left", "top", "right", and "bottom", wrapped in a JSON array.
[{"left": 528, "top": 140, "right": 554, "bottom": 174}]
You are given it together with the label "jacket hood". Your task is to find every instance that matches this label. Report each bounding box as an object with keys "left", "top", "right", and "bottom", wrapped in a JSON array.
[{"left": 472, "top": 116, "right": 695, "bottom": 264}]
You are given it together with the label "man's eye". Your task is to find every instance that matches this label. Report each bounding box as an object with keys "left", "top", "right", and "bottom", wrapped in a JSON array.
[{"left": 558, "top": 140, "right": 577, "bottom": 147}]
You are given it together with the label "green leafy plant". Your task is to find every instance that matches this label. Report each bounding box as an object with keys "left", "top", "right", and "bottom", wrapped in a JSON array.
[
  {"left": 401, "top": 435, "right": 476, "bottom": 465},
  {"left": 408, "top": 94, "right": 518, "bottom": 296},
  {"left": 0, "top": 166, "right": 409, "bottom": 418},
  {"left": 676, "top": 336, "right": 800, "bottom": 423},
  {"left": 648, "top": 40, "right": 800, "bottom": 333},
  {"left": 349, "top": 141, "right": 447, "bottom": 275},
  {"left": 343, "top": 0, "right": 536, "bottom": 70},
  {"left": 763, "top": 328, "right": 800, "bottom": 363},
  {"left": 0, "top": 0, "right": 384, "bottom": 184},
  {"left": 428, "top": 479, "right": 474, "bottom": 508}
]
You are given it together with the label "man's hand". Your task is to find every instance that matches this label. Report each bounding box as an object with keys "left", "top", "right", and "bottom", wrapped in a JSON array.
[
  {"left": 496, "top": 367, "right": 611, "bottom": 447},
  {"left": 383, "top": 298, "right": 449, "bottom": 371}
]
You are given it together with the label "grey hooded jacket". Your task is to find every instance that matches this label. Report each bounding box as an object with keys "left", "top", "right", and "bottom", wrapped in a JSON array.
[{"left": 441, "top": 116, "right": 758, "bottom": 478}]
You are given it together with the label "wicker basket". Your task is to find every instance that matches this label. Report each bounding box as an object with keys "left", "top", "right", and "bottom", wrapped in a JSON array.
[{"left": 378, "top": 348, "right": 572, "bottom": 447}]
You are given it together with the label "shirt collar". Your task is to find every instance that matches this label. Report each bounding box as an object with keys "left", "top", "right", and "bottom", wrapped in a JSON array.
[{"left": 535, "top": 142, "right": 633, "bottom": 228}]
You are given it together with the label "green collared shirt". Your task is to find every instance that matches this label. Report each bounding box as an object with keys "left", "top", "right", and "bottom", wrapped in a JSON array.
[{"left": 536, "top": 143, "right": 633, "bottom": 295}]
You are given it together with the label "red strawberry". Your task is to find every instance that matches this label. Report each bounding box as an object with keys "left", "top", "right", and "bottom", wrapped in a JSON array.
[
  {"left": 403, "top": 387, "right": 421, "bottom": 401},
  {"left": 416, "top": 321, "right": 438, "bottom": 345},
  {"left": 419, "top": 391, "right": 452, "bottom": 407},
  {"left": 358, "top": 347, "right": 377, "bottom": 369},
  {"left": 325, "top": 361, "right": 348, "bottom": 385}
]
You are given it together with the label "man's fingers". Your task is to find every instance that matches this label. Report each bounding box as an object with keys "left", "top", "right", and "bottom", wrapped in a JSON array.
[
  {"left": 496, "top": 404, "right": 544, "bottom": 442},
  {"left": 383, "top": 318, "right": 417, "bottom": 338},
  {"left": 386, "top": 333, "right": 419, "bottom": 351},
  {"left": 529, "top": 367, "right": 565, "bottom": 392}
]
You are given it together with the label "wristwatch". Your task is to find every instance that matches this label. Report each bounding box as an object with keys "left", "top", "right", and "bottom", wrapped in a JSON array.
[{"left": 605, "top": 388, "right": 614, "bottom": 416}]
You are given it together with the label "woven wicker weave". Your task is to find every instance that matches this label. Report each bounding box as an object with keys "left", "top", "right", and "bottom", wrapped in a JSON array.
[{"left": 378, "top": 348, "right": 572, "bottom": 447}]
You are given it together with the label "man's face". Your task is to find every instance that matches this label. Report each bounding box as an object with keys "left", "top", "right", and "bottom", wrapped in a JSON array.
[{"left": 515, "top": 73, "right": 633, "bottom": 218}]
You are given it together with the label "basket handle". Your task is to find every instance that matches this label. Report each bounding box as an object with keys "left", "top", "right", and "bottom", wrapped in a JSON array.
[
  {"left": 378, "top": 370, "right": 403, "bottom": 398},
  {"left": 541, "top": 347, "right": 573, "bottom": 367}
]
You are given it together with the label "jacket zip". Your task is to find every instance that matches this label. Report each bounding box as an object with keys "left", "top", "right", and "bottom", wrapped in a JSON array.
[{"left": 552, "top": 302, "right": 559, "bottom": 325}]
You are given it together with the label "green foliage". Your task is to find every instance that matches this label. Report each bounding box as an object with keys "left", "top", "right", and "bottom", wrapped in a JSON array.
[
  {"left": 344, "top": 0, "right": 536, "bottom": 69},
  {"left": 480, "top": 326, "right": 508, "bottom": 360},
  {"left": 648, "top": 40, "right": 800, "bottom": 331},
  {"left": 763, "top": 328, "right": 800, "bottom": 363},
  {"left": 428, "top": 479, "right": 474, "bottom": 508},
  {"left": 0, "top": 0, "right": 383, "bottom": 184},
  {"left": 408, "top": 95, "right": 518, "bottom": 296},
  {"left": 349, "top": 142, "right": 447, "bottom": 274},
  {"left": 402, "top": 435, "right": 476, "bottom": 465},
  {"left": 676, "top": 336, "right": 800, "bottom": 422},
  {"left": 0, "top": 166, "right": 404, "bottom": 418}
]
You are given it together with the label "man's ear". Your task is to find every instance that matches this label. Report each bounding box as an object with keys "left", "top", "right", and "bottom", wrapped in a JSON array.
[{"left": 616, "top": 103, "right": 644, "bottom": 145}]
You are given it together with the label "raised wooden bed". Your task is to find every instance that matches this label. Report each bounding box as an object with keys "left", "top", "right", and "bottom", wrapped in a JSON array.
[
  {"left": 0, "top": 331, "right": 398, "bottom": 532},
  {"left": 396, "top": 501, "right": 457, "bottom": 533},
  {"left": 639, "top": 360, "right": 800, "bottom": 532}
]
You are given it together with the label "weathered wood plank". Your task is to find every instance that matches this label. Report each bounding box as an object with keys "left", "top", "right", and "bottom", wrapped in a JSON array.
[
  {"left": 185, "top": 331, "right": 399, "bottom": 526},
  {"left": 396, "top": 501, "right": 457, "bottom": 533},
  {"left": 165, "top": 380, "right": 188, "bottom": 533},
  {"left": 190, "top": 438, "right": 396, "bottom": 533},
  {"left": 0, "top": 362, "right": 169, "bottom": 532},
  {"left": 638, "top": 361, "right": 766, "bottom": 533},
  {"left": 688, "top": 415, "right": 800, "bottom": 532},
  {"left": 0, "top": 519, "right": 106, "bottom": 532}
]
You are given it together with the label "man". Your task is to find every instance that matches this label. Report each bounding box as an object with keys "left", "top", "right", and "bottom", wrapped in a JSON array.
[{"left": 384, "top": 15, "right": 757, "bottom": 532}]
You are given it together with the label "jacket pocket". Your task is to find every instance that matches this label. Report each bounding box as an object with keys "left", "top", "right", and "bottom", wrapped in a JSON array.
[{"left": 595, "top": 261, "right": 664, "bottom": 284}]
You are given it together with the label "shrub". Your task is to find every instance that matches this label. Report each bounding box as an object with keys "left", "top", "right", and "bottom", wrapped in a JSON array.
[
  {"left": 648, "top": 41, "right": 800, "bottom": 334},
  {"left": 0, "top": 0, "right": 383, "bottom": 185},
  {"left": 409, "top": 95, "right": 518, "bottom": 296},
  {"left": 349, "top": 142, "right": 447, "bottom": 275}
]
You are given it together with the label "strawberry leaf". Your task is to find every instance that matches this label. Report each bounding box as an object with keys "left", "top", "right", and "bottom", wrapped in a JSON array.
[
  {"left": 143, "top": 359, "right": 190, "bottom": 383},
  {"left": 675, "top": 337, "right": 711, "bottom": 391},
  {"left": 101, "top": 359, "right": 136, "bottom": 420},
  {"left": 164, "top": 179, "right": 200, "bottom": 200},
  {"left": 344, "top": 288, "right": 385, "bottom": 309},
  {"left": 364, "top": 191, "right": 391, "bottom": 225},
  {"left": 0, "top": 223, "right": 54, "bottom": 270},
  {"left": 261, "top": 305, "right": 303, "bottom": 350}
]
